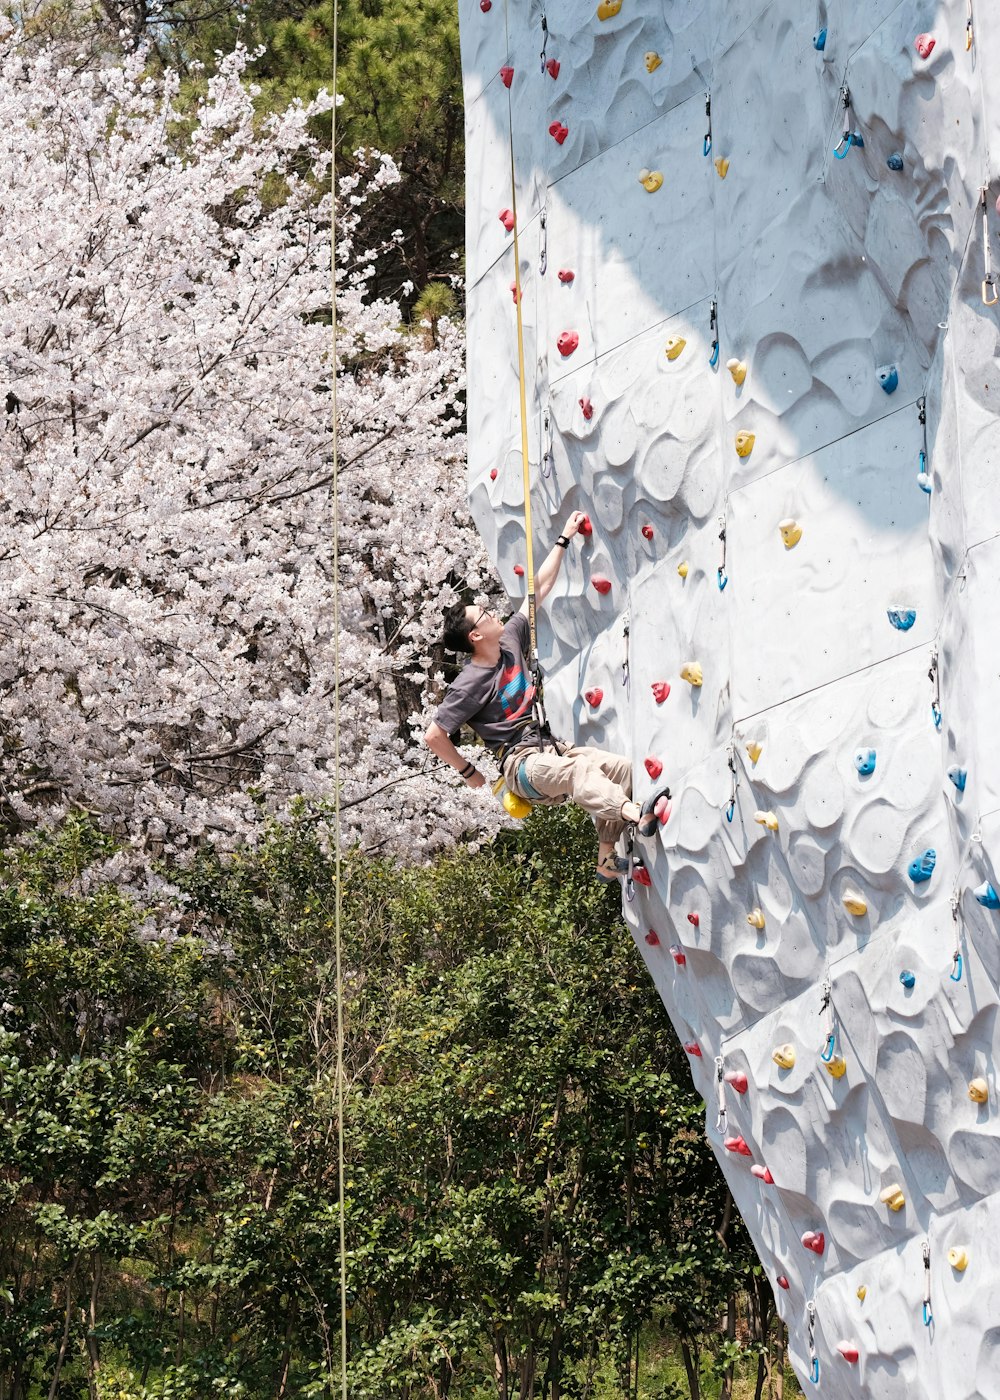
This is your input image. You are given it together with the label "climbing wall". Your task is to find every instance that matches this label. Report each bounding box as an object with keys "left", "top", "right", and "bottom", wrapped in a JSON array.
[{"left": 457, "top": 0, "right": 1000, "bottom": 1391}]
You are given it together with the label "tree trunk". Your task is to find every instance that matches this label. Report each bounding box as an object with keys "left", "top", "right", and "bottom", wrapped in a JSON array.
[
  {"left": 680, "top": 1338, "right": 700, "bottom": 1400},
  {"left": 84, "top": 1250, "right": 102, "bottom": 1398},
  {"left": 720, "top": 1291, "right": 736, "bottom": 1400}
]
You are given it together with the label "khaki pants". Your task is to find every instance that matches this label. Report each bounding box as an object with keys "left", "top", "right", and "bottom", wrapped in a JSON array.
[{"left": 504, "top": 741, "right": 633, "bottom": 844}]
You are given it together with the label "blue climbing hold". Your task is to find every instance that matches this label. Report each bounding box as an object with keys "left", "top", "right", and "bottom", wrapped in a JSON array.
[
  {"left": 813, "top": 27, "right": 827, "bottom": 51},
  {"left": 854, "top": 748, "right": 876, "bottom": 776},
  {"left": 888, "top": 607, "right": 917, "bottom": 631},
  {"left": 947, "top": 765, "right": 967, "bottom": 793},
  {"left": 909, "top": 848, "right": 936, "bottom": 884},
  {"left": 878, "top": 364, "right": 899, "bottom": 394},
  {"left": 899, "top": 970, "right": 916, "bottom": 989},
  {"left": 887, "top": 152, "right": 904, "bottom": 171},
  {"left": 975, "top": 881, "right": 1000, "bottom": 909}
]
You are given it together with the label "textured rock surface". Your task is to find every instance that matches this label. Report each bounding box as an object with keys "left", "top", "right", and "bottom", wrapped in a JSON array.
[{"left": 458, "top": 0, "right": 1000, "bottom": 1389}]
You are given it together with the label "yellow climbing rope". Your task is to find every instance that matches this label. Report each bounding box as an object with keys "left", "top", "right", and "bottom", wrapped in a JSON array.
[{"left": 505, "top": 84, "right": 539, "bottom": 670}]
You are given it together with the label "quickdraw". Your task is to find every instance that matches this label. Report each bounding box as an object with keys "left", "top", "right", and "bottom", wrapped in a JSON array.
[
  {"left": 928, "top": 648, "right": 942, "bottom": 730},
  {"left": 541, "top": 405, "right": 553, "bottom": 478},
  {"left": 807, "top": 1301, "right": 820, "bottom": 1383},
  {"left": 980, "top": 187, "right": 997, "bottom": 305},
  {"left": 621, "top": 609, "right": 631, "bottom": 690},
  {"left": 538, "top": 206, "right": 547, "bottom": 276},
  {"left": 717, "top": 514, "right": 728, "bottom": 591},
  {"left": 709, "top": 298, "right": 719, "bottom": 368},
  {"left": 922, "top": 1240, "right": 933, "bottom": 1326},
  {"left": 819, "top": 979, "right": 836, "bottom": 1062},
  {"left": 715, "top": 1055, "right": 728, "bottom": 1133},
  {"left": 725, "top": 743, "right": 737, "bottom": 822},
  {"left": 833, "top": 86, "right": 864, "bottom": 158},
  {"left": 703, "top": 93, "right": 712, "bottom": 156},
  {"left": 950, "top": 889, "right": 964, "bottom": 982},
  {"left": 539, "top": 12, "right": 549, "bottom": 72},
  {"left": 917, "top": 395, "right": 931, "bottom": 493}
]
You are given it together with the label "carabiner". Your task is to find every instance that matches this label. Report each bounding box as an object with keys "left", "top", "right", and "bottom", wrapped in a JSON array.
[
  {"left": 821, "top": 1032, "right": 836, "bottom": 1064},
  {"left": 717, "top": 567, "right": 728, "bottom": 592},
  {"left": 709, "top": 338, "right": 720, "bottom": 368},
  {"left": 725, "top": 800, "right": 735, "bottom": 823},
  {"left": 950, "top": 952, "right": 964, "bottom": 983},
  {"left": 983, "top": 277, "right": 998, "bottom": 308},
  {"left": 923, "top": 1301, "right": 933, "bottom": 1327},
  {"left": 833, "top": 132, "right": 854, "bottom": 159},
  {"left": 811, "top": 1359, "right": 820, "bottom": 1385}
]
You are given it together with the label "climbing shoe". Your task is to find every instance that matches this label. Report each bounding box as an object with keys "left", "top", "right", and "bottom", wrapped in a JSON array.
[{"left": 638, "top": 785, "right": 671, "bottom": 838}]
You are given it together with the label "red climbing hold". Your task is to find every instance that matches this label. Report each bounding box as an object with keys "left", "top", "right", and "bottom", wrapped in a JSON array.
[
  {"left": 579, "top": 396, "right": 593, "bottom": 420},
  {"left": 579, "top": 515, "right": 593, "bottom": 536},
  {"left": 490, "top": 468, "right": 498, "bottom": 480},
  {"left": 499, "top": 208, "right": 515, "bottom": 231},
  {"left": 915, "top": 32, "right": 935, "bottom": 58},
  {"left": 725, "top": 1135, "right": 752, "bottom": 1157},
  {"left": 591, "top": 575, "right": 612, "bottom": 595},
  {"left": 548, "top": 121, "right": 569, "bottom": 145},
  {"left": 546, "top": 58, "right": 560, "bottom": 79},
  {"left": 777, "top": 1276, "right": 790, "bottom": 1291},
  {"left": 557, "top": 269, "right": 575, "bottom": 283},
  {"left": 651, "top": 681, "right": 670, "bottom": 704},
  {"left": 633, "top": 865, "right": 652, "bottom": 887},
  {"left": 687, "top": 911, "right": 699, "bottom": 927},
  {"left": 801, "top": 1231, "right": 825, "bottom": 1255},
  {"left": 584, "top": 688, "right": 603, "bottom": 708},
  {"left": 641, "top": 524, "right": 654, "bottom": 540},
  {"left": 724, "top": 1070, "right": 748, "bottom": 1094},
  {"left": 683, "top": 1041, "right": 702, "bottom": 1056},
  {"left": 509, "top": 282, "right": 521, "bottom": 303},
  {"left": 644, "top": 756, "right": 663, "bottom": 780},
  {"left": 480, "top": 0, "right": 491, "bottom": 10},
  {"left": 644, "top": 929, "right": 660, "bottom": 946},
  {"left": 500, "top": 66, "right": 514, "bottom": 87},
  {"left": 669, "top": 945, "right": 686, "bottom": 965},
  {"left": 513, "top": 564, "right": 524, "bottom": 577},
  {"left": 557, "top": 330, "right": 579, "bottom": 356},
  {"left": 656, "top": 795, "right": 671, "bottom": 826},
  {"left": 751, "top": 1164, "right": 774, "bottom": 1183},
  {"left": 837, "top": 1344, "right": 860, "bottom": 1365}
]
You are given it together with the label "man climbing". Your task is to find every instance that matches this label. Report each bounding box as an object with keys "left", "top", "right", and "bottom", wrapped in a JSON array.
[{"left": 423, "top": 510, "right": 671, "bottom": 881}]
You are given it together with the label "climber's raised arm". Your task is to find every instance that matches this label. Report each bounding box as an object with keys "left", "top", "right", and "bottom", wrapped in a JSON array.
[{"left": 521, "top": 510, "right": 587, "bottom": 614}]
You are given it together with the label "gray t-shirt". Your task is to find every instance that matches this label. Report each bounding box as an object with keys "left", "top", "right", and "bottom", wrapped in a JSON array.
[{"left": 434, "top": 613, "right": 539, "bottom": 752}]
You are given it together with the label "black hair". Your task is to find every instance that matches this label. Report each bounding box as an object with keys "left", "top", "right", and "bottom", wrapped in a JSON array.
[{"left": 442, "top": 600, "right": 475, "bottom": 654}]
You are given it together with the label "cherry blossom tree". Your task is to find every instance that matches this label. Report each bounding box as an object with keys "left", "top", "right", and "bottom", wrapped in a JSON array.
[{"left": 0, "top": 30, "right": 504, "bottom": 863}]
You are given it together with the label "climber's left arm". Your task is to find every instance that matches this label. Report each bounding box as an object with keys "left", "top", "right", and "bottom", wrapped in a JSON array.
[{"left": 521, "top": 510, "right": 587, "bottom": 614}]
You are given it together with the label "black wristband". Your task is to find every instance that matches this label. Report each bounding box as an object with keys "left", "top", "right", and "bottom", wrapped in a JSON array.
[
  {"left": 458, "top": 761, "right": 476, "bottom": 778},
  {"left": 556, "top": 535, "right": 570, "bottom": 549}
]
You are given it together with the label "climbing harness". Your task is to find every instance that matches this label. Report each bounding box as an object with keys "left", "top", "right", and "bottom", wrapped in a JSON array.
[
  {"left": 717, "top": 513, "right": 728, "bottom": 591},
  {"left": 833, "top": 86, "right": 864, "bottom": 158},
  {"left": 715, "top": 1055, "right": 728, "bottom": 1133},
  {"left": 979, "top": 187, "right": 997, "bottom": 305},
  {"left": 709, "top": 298, "right": 719, "bottom": 368},
  {"left": 703, "top": 94, "right": 712, "bottom": 156},
  {"left": 621, "top": 609, "right": 631, "bottom": 690},
  {"left": 819, "top": 979, "right": 836, "bottom": 1062},
  {"left": 928, "top": 648, "right": 942, "bottom": 729},
  {"left": 806, "top": 1301, "right": 820, "bottom": 1383},
  {"left": 922, "top": 1241, "right": 933, "bottom": 1326}
]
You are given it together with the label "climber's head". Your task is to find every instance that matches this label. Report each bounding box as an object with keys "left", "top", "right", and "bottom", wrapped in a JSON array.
[{"left": 442, "top": 601, "right": 503, "bottom": 656}]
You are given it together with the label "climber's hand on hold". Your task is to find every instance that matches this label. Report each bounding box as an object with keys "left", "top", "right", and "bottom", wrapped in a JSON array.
[{"left": 562, "top": 510, "right": 587, "bottom": 539}]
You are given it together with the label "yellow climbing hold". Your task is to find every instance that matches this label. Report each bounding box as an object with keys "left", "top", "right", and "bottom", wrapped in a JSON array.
[
  {"left": 680, "top": 661, "right": 702, "bottom": 687},
  {"left": 842, "top": 889, "right": 868, "bottom": 917},
  {"left": 948, "top": 1247, "right": 969, "bottom": 1272},
  {"left": 857, "top": 1286, "right": 867, "bottom": 1303},
  {"left": 824, "top": 1055, "right": 847, "bottom": 1079},
  {"left": 879, "top": 1183, "right": 906, "bottom": 1212},
  {"left": 502, "top": 789, "right": 532, "bottom": 820},
  {"left": 664, "top": 335, "right": 686, "bottom": 360},
  {"left": 754, "top": 810, "right": 779, "bottom": 831},
  {"left": 714, "top": 156, "right": 729, "bottom": 178},
  {"left": 735, "top": 431, "right": 755, "bottom": 458},
  {"left": 638, "top": 169, "right": 663, "bottom": 193},
  {"left": 746, "top": 741, "right": 763, "bottom": 764},
  {"left": 969, "top": 1077, "right": 989, "bottom": 1104},
  {"left": 727, "top": 358, "right": 747, "bottom": 386},
  {"left": 773, "top": 1043, "right": 796, "bottom": 1070},
  {"left": 779, "top": 518, "right": 802, "bottom": 549},
  {"left": 644, "top": 50, "right": 662, "bottom": 72},
  {"left": 597, "top": 0, "right": 622, "bottom": 19},
  {"left": 677, "top": 560, "right": 689, "bottom": 578},
  {"left": 747, "top": 907, "right": 765, "bottom": 929}
]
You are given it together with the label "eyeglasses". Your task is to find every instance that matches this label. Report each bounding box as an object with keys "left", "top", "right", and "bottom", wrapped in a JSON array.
[{"left": 469, "top": 606, "right": 490, "bottom": 634}]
